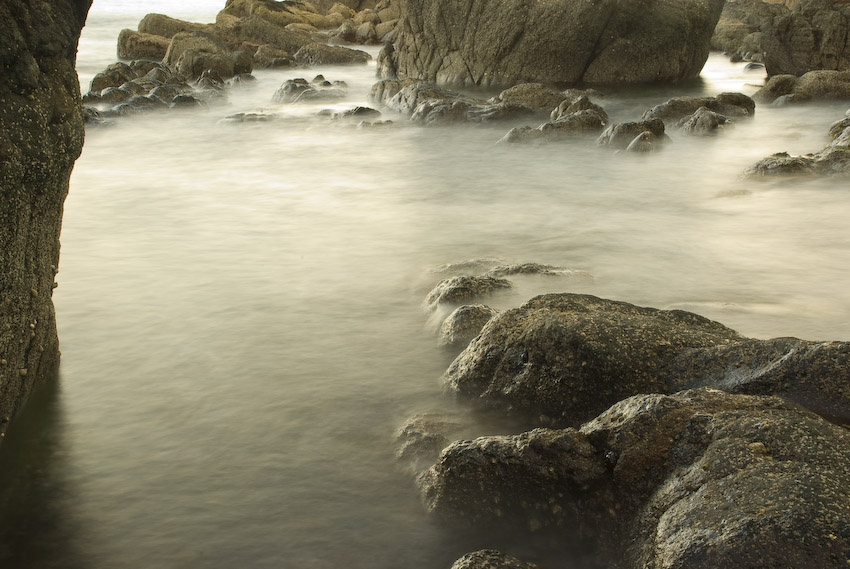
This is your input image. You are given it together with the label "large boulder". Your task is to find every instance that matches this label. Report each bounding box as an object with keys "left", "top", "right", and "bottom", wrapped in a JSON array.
[
  {"left": 761, "top": 0, "right": 850, "bottom": 76},
  {"left": 422, "top": 388, "right": 850, "bottom": 569},
  {"left": 754, "top": 70, "right": 850, "bottom": 104},
  {"left": 117, "top": 29, "right": 170, "bottom": 61},
  {"left": 443, "top": 293, "right": 850, "bottom": 426},
  {"left": 0, "top": 0, "right": 91, "bottom": 435},
  {"left": 378, "top": 0, "right": 726, "bottom": 88}
]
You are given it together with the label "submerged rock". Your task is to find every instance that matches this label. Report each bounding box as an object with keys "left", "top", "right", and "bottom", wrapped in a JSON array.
[
  {"left": 642, "top": 92, "right": 755, "bottom": 123},
  {"left": 396, "top": 412, "right": 472, "bottom": 474},
  {"left": 745, "top": 114, "right": 850, "bottom": 177},
  {"left": 443, "top": 293, "right": 850, "bottom": 427},
  {"left": 424, "top": 276, "right": 512, "bottom": 311},
  {"left": 272, "top": 77, "right": 347, "bottom": 104},
  {"left": 422, "top": 388, "right": 850, "bottom": 569},
  {"left": 677, "top": 106, "right": 733, "bottom": 135},
  {"left": 438, "top": 305, "right": 500, "bottom": 351},
  {"left": 450, "top": 550, "right": 541, "bottom": 569},
  {"left": 597, "top": 118, "right": 668, "bottom": 150},
  {"left": 379, "top": 0, "right": 725, "bottom": 88}
]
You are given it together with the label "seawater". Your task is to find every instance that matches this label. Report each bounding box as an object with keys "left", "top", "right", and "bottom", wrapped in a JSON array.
[{"left": 2, "top": 1, "right": 850, "bottom": 568}]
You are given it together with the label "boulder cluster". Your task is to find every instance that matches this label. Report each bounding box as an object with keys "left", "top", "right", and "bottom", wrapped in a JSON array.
[{"left": 402, "top": 271, "right": 850, "bottom": 569}]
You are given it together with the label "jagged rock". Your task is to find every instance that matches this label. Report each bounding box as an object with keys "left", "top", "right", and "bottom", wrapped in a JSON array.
[
  {"left": 597, "top": 118, "right": 668, "bottom": 150},
  {"left": 438, "top": 305, "right": 500, "bottom": 351},
  {"left": 422, "top": 388, "right": 850, "bottom": 569},
  {"left": 0, "top": 0, "right": 91, "bottom": 432},
  {"left": 443, "top": 293, "right": 850, "bottom": 426},
  {"left": 215, "top": 14, "right": 314, "bottom": 54},
  {"left": 754, "top": 70, "right": 850, "bottom": 104},
  {"left": 89, "top": 62, "right": 137, "bottom": 94},
  {"left": 378, "top": 0, "right": 725, "bottom": 88},
  {"left": 424, "top": 276, "right": 512, "bottom": 311},
  {"left": 450, "top": 550, "right": 541, "bottom": 569},
  {"left": 677, "top": 107, "right": 732, "bottom": 135},
  {"left": 293, "top": 42, "right": 371, "bottom": 66},
  {"left": 253, "top": 45, "right": 296, "bottom": 68}
]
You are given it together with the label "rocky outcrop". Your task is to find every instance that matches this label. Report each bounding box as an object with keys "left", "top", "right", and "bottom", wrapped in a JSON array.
[
  {"left": 422, "top": 388, "right": 850, "bottom": 569},
  {"left": 745, "top": 109, "right": 850, "bottom": 177},
  {"left": 498, "top": 95, "right": 609, "bottom": 144},
  {"left": 378, "top": 0, "right": 726, "bottom": 88},
  {"left": 450, "top": 550, "right": 541, "bottom": 569},
  {"left": 0, "top": 0, "right": 91, "bottom": 435},
  {"left": 443, "top": 293, "right": 850, "bottom": 427},
  {"left": 711, "top": 0, "right": 850, "bottom": 75}
]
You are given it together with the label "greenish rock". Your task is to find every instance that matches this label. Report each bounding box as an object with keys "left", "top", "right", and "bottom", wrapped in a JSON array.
[
  {"left": 424, "top": 276, "right": 512, "bottom": 311},
  {"left": 439, "top": 304, "right": 500, "bottom": 351},
  {"left": 0, "top": 0, "right": 91, "bottom": 435}
]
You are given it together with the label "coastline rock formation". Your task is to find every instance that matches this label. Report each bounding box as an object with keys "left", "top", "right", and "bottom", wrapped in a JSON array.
[
  {"left": 443, "top": 293, "right": 850, "bottom": 426},
  {"left": 378, "top": 0, "right": 726, "bottom": 88},
  {"left": 0, "top": 0, "right": 91, "bottom": 434},
  {"left": 711, "top": 0, "right": 850, "bottom": 76},
  {"left": 424, "top": 388, "right": 850, "bottom": 569}
]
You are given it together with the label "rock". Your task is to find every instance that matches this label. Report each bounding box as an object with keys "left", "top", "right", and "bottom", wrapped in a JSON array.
[
  {"left": 745, "top": 114, "right": 850, "bottom": 176},
  {"left": 754, "top": 70, "right": 850, "bottom": 104},
  {"left": 498, "top": 109, "right": 608, "bottom": 144},
  {"left": 253, "top": 45, "right": 296, "bottom": 68},
  {"left": 450, "top": 550, "right": 541, "bottom": 569},
  {"left": 625, "top": 131, "right": 661, "bottom": 152},
  {"left": 422, "top": 388, "right": 850, "bottom": 569},
  {"left": 438, "top": 305, "right": 500, "bottom": 351},
  {"left": 597, "top": 118, "right": 667, "bottom": 150},
  {"left": 218, "top": 0, "right": 325, "bottom": 28},
  {"left": 0, "top": 0, "right": 91, "bottom": 431},
  {"left": 677, "top": 106, "right": 732, "bottom": 135},
  {"left": 175, "top": 49, "right": 253, "bottom": 82},
  {"left": 485, "top": 263, "right": 586, "bottom": 278},
  {"left": 170, "top": 94, "right": 205, "bottom": 109},
  {"left": 379, "top": 0, "right": 726, "bottom": 88},
  {"left": 443, "top": 293, "right": 850, "bottom": 426},
  {"left": 272, "top": 77, "right": 347, "bottom": 103},
  {"left": 355, "top": 21, "right": 379, "bottom": 44},
  {"left": 428, "top": 258, "right": 506, "bottom": 277},
  {"left": 761, "top": 0, "right": 850, "bottom": 76},
  {"left": 293, "top": 42, "right": 371, "bottom": 66},
  {"left": 322, "top": 106, "right": 382, "bottom": 120},
  {"left": 137, "top": 13, "right": 209, "bottom": 38},
  {"left": 89, "top": 62, "right": 138, "bottom": 95},
  {"left": 328, "top": 3, "right": 356, "bottom": 19},
  {"left": 396, "top": 412, "right": 472, "bottom": 474},
  {"left": 117, "top": 29, "right": 170, "bottom": 61},
  {"left": 642, "top": 92, "right": 755, "bottom": 123},
  {"left": 424, "top": 276, "right": 512, "bottom": 311},
  {"left": 215, "top": 15, "right": 314, "bottom": 54},
  {"left": 488, "top": 84, "right": 567, "bottom": 114}
]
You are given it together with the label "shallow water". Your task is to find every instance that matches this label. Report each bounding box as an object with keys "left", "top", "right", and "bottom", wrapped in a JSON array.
[{"left": 2, "top": 2, "right": 850, "bottom": 568}]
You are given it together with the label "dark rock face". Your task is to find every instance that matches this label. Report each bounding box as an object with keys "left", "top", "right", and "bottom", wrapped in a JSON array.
[
  {"left": 677, "top": 107, "right": 732, "bottom": 135},
  {"left": 422, "top": 388, "right": 850, "bottom": 569},
  {"left": 0, "top": 0, "right": 91, "bottom": 432},
  {"left": 443, "top": 293, "right": 850, "bottom": 426},
  {"left": 378, "top": 0, "right": 726, "bottom": 88}
]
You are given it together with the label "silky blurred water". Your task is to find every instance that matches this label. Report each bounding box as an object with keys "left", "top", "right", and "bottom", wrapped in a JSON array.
[{"left": 2, "top": 2, "right": 850, "bottom": 568}]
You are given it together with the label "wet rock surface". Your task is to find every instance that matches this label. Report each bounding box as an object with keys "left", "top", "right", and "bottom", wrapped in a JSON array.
[
  {"left": 597, "top": 118, "right": 669, "bottom": 151},
  {"left": 422, "top": 388, "right": 850, "bottom": 569},
  {"left": 438, "top": 305, "right": 500, "bottom": 351},
  {"left": 424, "top": 276, "right": 513, "bottom": 311},
  {"left": 642, "top": 92, "right": 755, "bottom": 123},
  {"left": 378, "top": 0, "right": 726, "bottom": 88},
  {"left": 754, "top": 70, "right": 850, "bottom": 105},
  {"left": 0, "top": 0, "right": 92, "bottom": 433},
  {"left": 443, "top": 293, "right": 850, "bottom": 427},
  {"left": 450, "top": 550, "right": 542, "bottom": 569}
]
